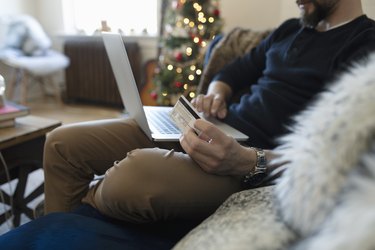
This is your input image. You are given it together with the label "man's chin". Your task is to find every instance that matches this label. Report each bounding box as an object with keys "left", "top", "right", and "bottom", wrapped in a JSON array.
[
  {"left": 299, "top": 6, "right": 321, "bottom": 27},
  {"left": 300, "top": 14, "right": 320, "bottom": 28}
]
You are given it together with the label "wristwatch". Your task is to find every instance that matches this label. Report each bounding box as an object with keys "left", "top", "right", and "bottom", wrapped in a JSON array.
[{"left": 242, "top": 148, "right": 268, "bottom": 188}]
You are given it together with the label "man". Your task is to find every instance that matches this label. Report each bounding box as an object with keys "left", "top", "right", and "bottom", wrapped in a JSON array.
[{"left": 44, "top": 0, "right": 375, "bottom": 224}]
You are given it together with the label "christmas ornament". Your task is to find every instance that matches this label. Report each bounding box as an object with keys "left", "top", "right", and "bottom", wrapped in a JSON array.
[{"left": 175, "top": 52, "right": 183, "bottom": 62}]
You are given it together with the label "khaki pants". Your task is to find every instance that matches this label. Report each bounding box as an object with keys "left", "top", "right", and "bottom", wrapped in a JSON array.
[{"left": 43, "top": 118, "right": 243, "bottom": 223}]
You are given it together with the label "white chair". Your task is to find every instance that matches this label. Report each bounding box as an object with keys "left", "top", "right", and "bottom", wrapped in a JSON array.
[{"left": 0, "top": 15, "right": 69, "bottom": 104}]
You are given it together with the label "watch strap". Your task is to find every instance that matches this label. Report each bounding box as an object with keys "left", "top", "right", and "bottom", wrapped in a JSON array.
[{"left": 242, "top": 147, "right": 268, "bottom": 187}]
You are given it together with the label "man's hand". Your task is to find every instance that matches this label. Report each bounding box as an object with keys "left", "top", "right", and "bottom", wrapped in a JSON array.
[
  {"left": 191, "top": 80, "right": 232, "bottom": 118},
  {"left": 191, "top": 93, "right": 227, "bottom": 118},
  {"left": 180, "top": 119, "right": 255, "bottom": 176}
]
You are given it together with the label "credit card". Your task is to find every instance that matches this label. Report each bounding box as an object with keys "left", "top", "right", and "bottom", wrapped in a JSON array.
[{"left": 169, "top": 95, "right": 202, "bottom": 133}]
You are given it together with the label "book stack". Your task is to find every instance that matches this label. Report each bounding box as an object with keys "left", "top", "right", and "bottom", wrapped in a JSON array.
[{"left": 0, "top": 101, "right": 30, "bottom": 128}]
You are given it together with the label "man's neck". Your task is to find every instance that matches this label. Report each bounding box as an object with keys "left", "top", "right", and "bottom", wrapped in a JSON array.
[{"left": 316, "top": 0, "right": 364, "bottom": 32}]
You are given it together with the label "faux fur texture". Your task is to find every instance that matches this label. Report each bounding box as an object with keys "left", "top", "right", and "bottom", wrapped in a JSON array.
[
  {"left": 0, "top": 15, "right": 51, "bottom": 57},
  {"left": 274, "top": 52, "right": 375, "bottom": 240},
  {"left": 293, "top": 143, "right": 375, "bottom": 250},
  {"left": 174, "top": 51, "right": 375, "bottom": 249}
]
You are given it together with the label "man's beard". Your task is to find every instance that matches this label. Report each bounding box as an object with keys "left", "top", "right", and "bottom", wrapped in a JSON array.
[{"left": 299, "top": 0, "right": 339, "bottom": 28}]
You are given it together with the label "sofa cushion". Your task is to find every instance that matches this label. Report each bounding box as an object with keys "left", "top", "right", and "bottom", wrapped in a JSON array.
[{"left": 173, "top": 185, "right": 296, "bottom": 250}]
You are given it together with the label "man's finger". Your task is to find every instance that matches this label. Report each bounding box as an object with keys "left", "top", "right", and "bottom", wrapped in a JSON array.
[
  {"left": 210, "top": 95, "right": 226, "bottom": 117},
  {"left": 195, "top": 94, "right": 204, "bottom": 112},
  {"left": 193, "top": 119, "right": 227, "bottom": 144}
]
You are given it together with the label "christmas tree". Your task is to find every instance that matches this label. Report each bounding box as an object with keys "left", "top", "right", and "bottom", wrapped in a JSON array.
[{"left": 152, "top": 0, "right": 223, "bottom": 106}]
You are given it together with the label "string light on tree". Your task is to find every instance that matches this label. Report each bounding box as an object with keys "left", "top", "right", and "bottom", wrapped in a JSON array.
[{"left": 153, "top": 0, "right": 223, "bottom": 106}]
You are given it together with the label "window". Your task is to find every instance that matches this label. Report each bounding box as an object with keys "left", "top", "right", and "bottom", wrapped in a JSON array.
[{"left": 62, "top": 0, "right": 159, "bottom": 36}]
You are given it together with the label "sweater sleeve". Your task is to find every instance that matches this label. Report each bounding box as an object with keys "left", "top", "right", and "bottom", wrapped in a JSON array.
[
  {"left": 212, "top": 38, "right": 268, "bottom": 94},
  {"left": 212, "top": 18, "right": 300, "bottom": 95}
]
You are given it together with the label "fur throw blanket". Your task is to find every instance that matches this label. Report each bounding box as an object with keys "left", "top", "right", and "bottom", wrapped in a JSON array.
[
  {"left": 197, "top": 27, "right": 272, "bottom": 94},
  {"left": 174, "top": 51, "right": 375, "bottom": 249},
  {"left": 0, "top": 15, "right": 51, "bottom": 58}
]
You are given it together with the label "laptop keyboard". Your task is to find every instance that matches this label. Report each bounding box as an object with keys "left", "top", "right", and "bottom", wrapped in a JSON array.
[{"left": 147, "top": 110, "right": 181, "bottom": 134}]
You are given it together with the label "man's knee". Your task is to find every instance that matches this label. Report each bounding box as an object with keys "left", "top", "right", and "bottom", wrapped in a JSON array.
[
  {"left": 44, "top": 123, "right": 99, "bottom": 160},
  {"left": 99, "top": 148, "right": 174, "bottom": 200},
  {"left": 43, "top": 124, "right": 95, "bottom": 178},
  {"left": 96, "top": 148, "right": 186, "bottom": 222},
  {"left": 46, "top": 124, "right": 86, "bottom": 148}
]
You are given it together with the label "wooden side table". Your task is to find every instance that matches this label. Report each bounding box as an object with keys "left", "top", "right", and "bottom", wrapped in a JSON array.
[{"left": 0, "top": 115, "right": 61, "bottom": 227}]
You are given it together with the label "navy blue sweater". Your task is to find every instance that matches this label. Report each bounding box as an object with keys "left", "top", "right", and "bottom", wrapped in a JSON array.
[{"left": 214, "top": 15, "right": 375, "bottom": 149}]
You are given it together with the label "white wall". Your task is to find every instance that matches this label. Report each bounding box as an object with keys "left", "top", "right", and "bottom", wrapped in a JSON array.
[
  {"left": 363, "top": 0, "right": 375, "bottom": 17},
  {"left": 36, "top": 0, "right": 65, "bottom": 35},
  {"left": 220, "top": 0, "right": 295, "bottom": 32},
  {"left": 0, "top": 0, "right": 36, "bottom": 16}
]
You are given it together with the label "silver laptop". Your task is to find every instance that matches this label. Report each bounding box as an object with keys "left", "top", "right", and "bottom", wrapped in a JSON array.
[{"left": 102, "top": 32, "right": 248, "bottom": 142}]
